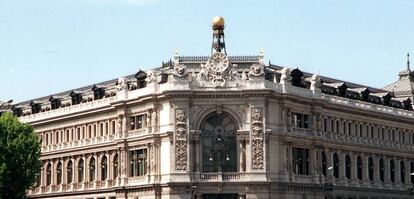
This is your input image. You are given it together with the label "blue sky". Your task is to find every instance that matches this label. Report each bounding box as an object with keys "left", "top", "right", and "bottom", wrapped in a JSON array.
[{"left": 1, "top": 0, "right": 413, "bottom": 102}]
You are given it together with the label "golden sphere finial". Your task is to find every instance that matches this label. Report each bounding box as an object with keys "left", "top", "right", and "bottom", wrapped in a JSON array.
[{"left": 212, "top": 16, "right": 225, "bottom": 27}]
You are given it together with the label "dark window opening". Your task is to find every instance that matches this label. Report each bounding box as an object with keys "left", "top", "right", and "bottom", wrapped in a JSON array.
[
  {"left": 345, "top": 155, "right": 351, "bottom": 179},
  {"left": 390, "top": 159, "right": 395, "bottom": 183},
  {"left": 293, "top": 113, "right": 309, "bottom": 129},
  {"left": 129, "top": 149, "right": 147, "bottom": 177},
  {"left": 31, "top": 103, "right": 41, "bottom": 114},
  {"left": 130, "top": 114, "right": 145, "bottom": 130},
  {"left": 333, "top": 153, "right": 339, "bottom": 178},
  {"left": 357, "top": 156, "right": 362, "bottom": 180},
  {"left": 93, "top": 87, "right": 105, "bottom": 100},
  {"left": 292, "top": 147, "right": 309, "bottom": 175},
  {"left": 50, "top": 97, "right": 61, "bottom": 110}
]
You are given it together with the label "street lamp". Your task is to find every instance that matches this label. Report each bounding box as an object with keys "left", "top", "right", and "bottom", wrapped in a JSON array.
[{"left": 323, "top": 166, "right": 334, "bottom": 199}]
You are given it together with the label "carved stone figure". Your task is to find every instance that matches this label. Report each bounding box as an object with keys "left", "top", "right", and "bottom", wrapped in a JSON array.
[
  {"left": 116, "top": 78, "right": 127, "bottom": 91},
  {"left": 241, "top": 71, "right": 248, "bottom": 80},
  {"left": 173, "top": 65, "right": 188, "bottom": 79},
  {"left": 248, "top": 63, "right": 264, "bottom": 78},
  {"left": 310, "top": 73, "right": 321, "bottom": 91},
  {"left": 145, "top": 70, "right": 156, "bottom": 84},
  {"left": 280, "top": 67, "right": 292, "bottom": 84}
]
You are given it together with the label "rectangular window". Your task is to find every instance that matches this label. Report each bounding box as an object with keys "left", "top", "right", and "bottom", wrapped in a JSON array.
[
  {"left": 77, "top": 128, "right": 81, "bottom": 140},
  {"left": 112, "top": 121, "right": 116, "bottom": 134},
  {"left": 105, "top": 122, "right": 109, "bottom": 135},
  {"left": 129, "top": 149, "right": 147, "bottom": 177},
  {"left": 323, "top": 119, "right": 327, "bottom": 132},
  {"left": 336, "top": 120, "right": 340, "bottom": 133},
  {"left": 100, "top": 123, "right": 104, "bottom": 136},
  {"left": 292, "top": 147, "right": 309, "bottom": 175},
  {"left": 370, "top": 126, "right": 374, "bottom": 138},
  {"left": 293, "top": 113, "right": 310, "bottom": 129},
  {"left": 130, "top": 115, "right": 146, "bottom": 130}
]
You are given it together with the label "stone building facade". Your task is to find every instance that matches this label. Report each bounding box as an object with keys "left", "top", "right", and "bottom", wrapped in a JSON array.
[{"left": 2, "top": 17, "right": 414, "bottom": 199}]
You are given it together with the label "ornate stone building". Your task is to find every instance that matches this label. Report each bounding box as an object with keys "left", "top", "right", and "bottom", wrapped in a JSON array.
[{"left": 2, "top": 17, "right": 414, "bottom": 199}]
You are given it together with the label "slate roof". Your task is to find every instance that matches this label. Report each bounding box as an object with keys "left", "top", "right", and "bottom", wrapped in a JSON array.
[{"left": 382, "top": 69, "right": 414, "bottom": 99}]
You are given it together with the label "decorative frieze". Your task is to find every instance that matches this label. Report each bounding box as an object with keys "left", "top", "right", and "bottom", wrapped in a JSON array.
[
  {"left": 251, "top": 108, "right": 264, "bottom": 169},
  {"left": 175, "top": 109, "right": 188, "bottom": 170}
]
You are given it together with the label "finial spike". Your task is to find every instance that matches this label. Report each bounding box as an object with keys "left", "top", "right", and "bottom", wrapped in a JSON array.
[{"left": 407, "top": 52, "right": 410, "bottom": 71}]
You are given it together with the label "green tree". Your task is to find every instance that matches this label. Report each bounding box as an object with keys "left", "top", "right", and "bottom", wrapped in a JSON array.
[{"left": 0, "top": 112, "right": 41, "bottom": 199}]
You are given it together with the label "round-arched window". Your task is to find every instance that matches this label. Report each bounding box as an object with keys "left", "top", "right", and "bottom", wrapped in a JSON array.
[{"left": 201, "top": 113, "right": 237, "bottom": 172}]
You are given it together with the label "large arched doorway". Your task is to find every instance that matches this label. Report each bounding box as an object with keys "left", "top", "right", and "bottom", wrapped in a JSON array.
[{"left": 201, "top": 113, "right": 237, "bottom": 172}]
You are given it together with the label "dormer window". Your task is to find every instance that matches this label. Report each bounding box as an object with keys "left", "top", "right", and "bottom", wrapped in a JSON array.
[
  {"left": 92, "top": 85, "right": 105, "bottom": 100},
  {"left": 31, "top": 103, "right": 41, "bottom": 114},
  {"left": 50, "top": 97, "right": 61, "bottom": 110},
  {"left": 13, "top": 107, "right": 22, "bottom": 117},
  {"left": 291, "top": 68, "right": 304, "bottom": 88},
  {"left": 135, "top": 70, "right": 147, "bottom": 89},
  {"left": 70, "top": 91, "right": 82, "bottom": 105}
]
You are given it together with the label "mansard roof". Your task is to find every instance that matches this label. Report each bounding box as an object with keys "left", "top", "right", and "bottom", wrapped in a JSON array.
[
  {"left": 382, "top": 71, "right": 414, "bottom": 99},
  {"left": 5, "top": 53, "right": 414, "bottom": 117}
]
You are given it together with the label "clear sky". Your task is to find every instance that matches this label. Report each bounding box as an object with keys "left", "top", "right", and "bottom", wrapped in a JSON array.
[{"left": 1, "top": 0, "right": 413, "bottom": 103}]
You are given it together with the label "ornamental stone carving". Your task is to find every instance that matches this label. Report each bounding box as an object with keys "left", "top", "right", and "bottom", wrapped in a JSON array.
[
  {"left": 175, "top": 109, "right": 188, "bottom": 170},
  {"left": 310, "top": 73, "right": 321, "bottom": 91},
  {"left": 173, "top": 64, "right": 188, "bottom": 79},
  {"left": 251, "top": 108, "right": 264, "bottom": 169},
  {"left": 116, "top": 78, "right": 127, "bottom": 91},
  {"left": 195, "top": 52, "right": 239, "bottom": 87},
  {"left": 145, "top": 70, "right": 156, "bottom": 84},
  {"left": 248, "top": 63, "right": 265, "bottom": 79},
  {"left": 280, "top": 67, "right": 292, "bottom": 85}
]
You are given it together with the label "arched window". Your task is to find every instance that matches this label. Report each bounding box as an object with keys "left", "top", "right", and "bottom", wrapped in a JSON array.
[
  {"left": 78, "top": 159, "right": 84, "bottom": 182},
  {"left": 345, "top": 154, "right": 351, "bottom": 179},
  {"left": 333, "top": 153, "right": 339, "bottom": 178},
  {"left": 89, "top": 157, "right": 96, "bottom": 181},
  {"left": 67, "top": 160, "right": 73, "bottom": 183},
  {"left": 113, "top": 154, "right": 118, "bottom": 178},
  {"left": 368, "top": 157, "right": 374, "bottom": 181},
  {"left": 390, "top": 159, "right": 395, "bottom": 183},
  {"left": 201, "top": 113, "right": 237, "bottom": 172},
  {"left": 101, "top": 155, "right": 108, "bottom": 180},
  {"left": 410, "top": 161, "right": 414, "bottom": 184},
  {"left": 56, "top": 162, "right": 63, "bottom": 185},
  {"left": 35, "top": 168, "right": 41, "bottom": 187},
  {"left": 379, "top": 158, "right": 385, "bottom": 182},
  {"left": 322, "top": 152, "right": 327, "bottom": 177},
  {"left": 357, "top": 156, "right": 363, "bottom": 180},
  {"left": 46, "top": 163, "right": 52, "bottom": 186},
  {"left": 400, "top": 161, "right": 405, "bottom": 184}
]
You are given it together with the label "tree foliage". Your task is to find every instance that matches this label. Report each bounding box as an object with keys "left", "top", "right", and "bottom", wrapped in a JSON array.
[{"left": 0, "top": 112, "right": 41, "bottom": 199}]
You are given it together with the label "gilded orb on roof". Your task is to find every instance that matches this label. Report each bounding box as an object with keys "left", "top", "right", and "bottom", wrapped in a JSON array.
[{"left": 212, "top": 16, "right": 225, "bottom": 27}]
